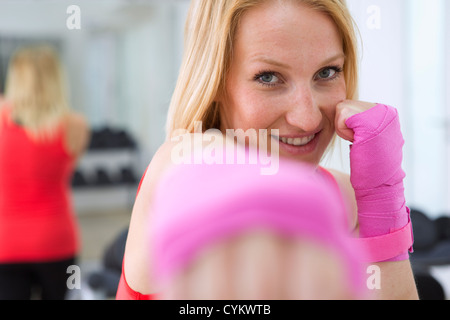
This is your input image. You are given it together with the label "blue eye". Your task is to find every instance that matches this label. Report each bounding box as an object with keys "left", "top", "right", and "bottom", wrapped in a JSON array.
[
  {"left": 316, "top": 66, "right": 343, "bottom": 81},
  {"left": 318, "top": 68, "right": 335, "bottom": 79},
  {"left": 254, "top": 71, "right": 280, "bottom": 87},
  {"left": 261, "top": 73, "right": 277, "bottom": 83}
]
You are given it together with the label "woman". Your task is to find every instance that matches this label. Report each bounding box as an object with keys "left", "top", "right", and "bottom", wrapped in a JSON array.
[
  {"left": 117, "top": 0, "right": 418, "bottom": 300},
  {"left": 0, "top": 46, "right": 90, "bottom": 299}
]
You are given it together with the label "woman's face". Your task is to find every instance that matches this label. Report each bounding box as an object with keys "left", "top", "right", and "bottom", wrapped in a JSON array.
[{"left": 219, "top": 0, "right": 346, "bottom": 165}]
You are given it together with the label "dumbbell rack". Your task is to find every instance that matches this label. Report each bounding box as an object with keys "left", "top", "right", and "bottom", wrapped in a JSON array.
[{"left": 71, "top": 127, "right": 141, "bottom": 214}]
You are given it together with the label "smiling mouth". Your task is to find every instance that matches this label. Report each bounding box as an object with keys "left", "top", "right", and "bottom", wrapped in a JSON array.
[{"left": 272, "top": 135, "right": 316, "bottom": 147}]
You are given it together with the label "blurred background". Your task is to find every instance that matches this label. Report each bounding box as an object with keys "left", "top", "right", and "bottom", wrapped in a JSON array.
[{"left": 0, "top": 0, "right": 448, "bottom": 299}]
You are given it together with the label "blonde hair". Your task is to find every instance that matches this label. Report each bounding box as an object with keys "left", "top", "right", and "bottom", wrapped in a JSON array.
[
  {"left": 166, "top": 0, "right": 359, "bottom": 139},
  {"left": 4, "top": 45, "right": 70, "bottom": 141}
]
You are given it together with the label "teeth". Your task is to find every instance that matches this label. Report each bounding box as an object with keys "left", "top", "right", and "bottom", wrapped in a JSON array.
[{"left": 280, "top": 135, "right": 315, "bottom": 146}]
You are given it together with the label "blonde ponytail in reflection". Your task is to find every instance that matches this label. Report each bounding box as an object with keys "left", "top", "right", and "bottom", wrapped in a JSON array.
[{"left": 4, "top": 45, "right": 70, "bottom": 141}]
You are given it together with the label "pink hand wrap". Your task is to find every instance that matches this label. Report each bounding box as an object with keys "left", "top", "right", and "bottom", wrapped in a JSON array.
[
  {"left": 345, "top": 104, "right": 414, "bottom": 262},
  {"left": 149, "top": 152, "right": 367, "bottom": 297}
]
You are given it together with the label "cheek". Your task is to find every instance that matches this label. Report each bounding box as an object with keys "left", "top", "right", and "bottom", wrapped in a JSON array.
[
  {"left": 224, "top": 85, "right": 277, "bottom": 130},
  {"left": 316, "top": 81, "right": 347, "bottom": 128}
]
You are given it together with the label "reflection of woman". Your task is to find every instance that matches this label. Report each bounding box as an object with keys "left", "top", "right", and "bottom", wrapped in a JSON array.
[
  {"left": 0, "top": 46, "right": 90, "bottom": 299},
  {"left": 117, "top": 0, "right": 418, "bottom": 300}
]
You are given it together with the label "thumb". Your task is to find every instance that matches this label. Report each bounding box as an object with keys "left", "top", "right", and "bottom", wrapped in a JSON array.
[{"left": 335, "top": 107, "right": 355, "bottom": 142}]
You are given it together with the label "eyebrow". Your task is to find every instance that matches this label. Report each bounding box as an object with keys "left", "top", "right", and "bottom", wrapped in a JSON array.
[
  {"left": 320, "top": 53, "right": 346, "bottom": 65},
  {"left": 249, "top": 56, "right": 290, "bottom": 69},
  {"left": 250, "top": 53, "right": 346, "bottom": 69}
]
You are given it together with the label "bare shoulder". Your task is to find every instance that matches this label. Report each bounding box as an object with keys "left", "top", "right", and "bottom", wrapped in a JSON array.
[
  {"left": 63, "top": 112, "right": 90, "bottom": 158},
  {"left": 136, "top": 140, "right": 178, "bottom": 203},
  {"left": 129, "top": 138, "right": 179, "bottom": 221},
  {"left": 65, "top": 112, "right": 89, "bottom": 130},
  {"left": 325, "top": 168, "right": 358, "bottom": 232},
  {"left": 130, "top": 133, "right": 203, "bottom": 225},
  {"left": 123, "top": 138, "right": 187, "bottom": 293}
]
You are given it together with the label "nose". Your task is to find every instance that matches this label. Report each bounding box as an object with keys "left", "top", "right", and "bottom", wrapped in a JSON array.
[{"left": 285, "top": 85, "right": 322, "bottom": 132}]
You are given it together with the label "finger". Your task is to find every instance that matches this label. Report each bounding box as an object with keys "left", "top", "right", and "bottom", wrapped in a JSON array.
[
  {"left": 162, "top": 271, "right": 187, "bottom": 300},
  {"left": 286, "top": 237, "right": 355, "bottom": 300},
  {"left": 335, "top": 100, "right": 378, "bottom": 142},
  {"left": 232, "top": 229, "right": 286, "bottom": 300},
  {"left": 335, "top": 106, "right": 355, "bottom": 142},
  {"left": 166, "top": 239, "right": 232, "bottom": 300}
]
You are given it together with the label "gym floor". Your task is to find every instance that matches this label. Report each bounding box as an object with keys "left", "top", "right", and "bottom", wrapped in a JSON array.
[
  {"left": 71, "top": 209, "right": 131, "bottom": 300},
  {"left": 74, "top": 209, "right": 450, "bottom": 300},
  {"left": 77, "top": 209, "right": 131, "bottom": 263}
]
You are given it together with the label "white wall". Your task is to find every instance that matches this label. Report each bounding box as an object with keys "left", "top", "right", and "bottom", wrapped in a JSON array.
[
  {"left": 405, "top": 0, "right": 448, "bottom": 217},
  {"left": 114, "top": 2, "right": 189, "bottom": 168}
]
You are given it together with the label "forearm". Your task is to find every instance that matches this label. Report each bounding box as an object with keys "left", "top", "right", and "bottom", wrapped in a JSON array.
[
  {"left": 370, "top": 260, "right": 418, "bottom": 300},
  {"left": 340, "top": 102, "right": 418, "bottom": 299}
]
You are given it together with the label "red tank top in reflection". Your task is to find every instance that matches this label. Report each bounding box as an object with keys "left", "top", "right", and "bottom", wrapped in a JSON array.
[{"left": 0, "top": 107, "right": 79, "bottom": 262}]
